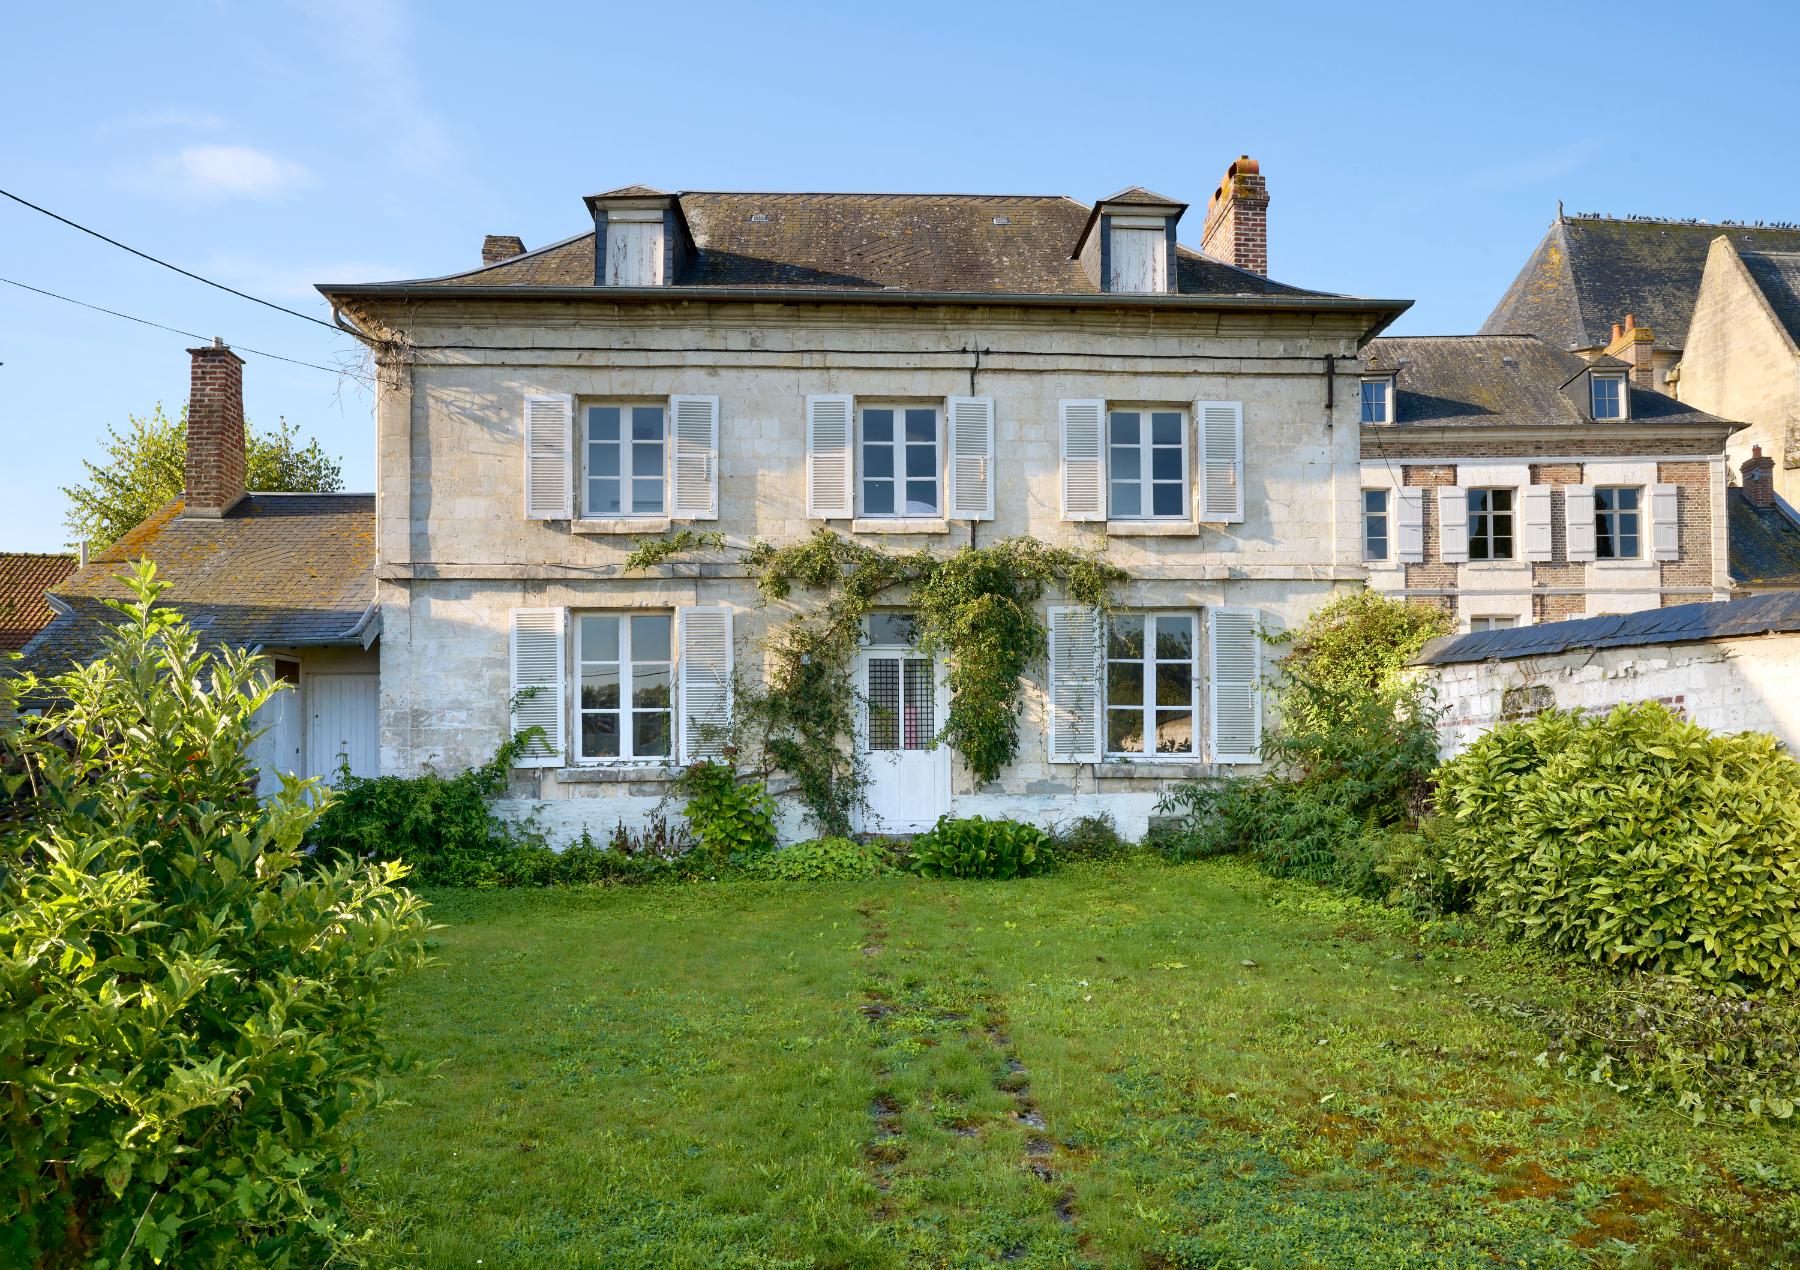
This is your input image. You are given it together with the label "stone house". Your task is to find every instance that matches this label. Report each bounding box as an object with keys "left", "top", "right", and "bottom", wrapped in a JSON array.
[
  {"left": 1357, "top": 334, "right": 1740, "bottom": 630},
  {"left": 317, "top": 159, "right": 1410, "bottom": 840}
]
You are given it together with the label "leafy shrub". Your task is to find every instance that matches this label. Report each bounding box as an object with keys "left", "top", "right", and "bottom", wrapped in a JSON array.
[
  {"left": 1438, "top": 702, "right": 1800, "bottom": 992},
  {"left": 1050, "top": 813, "right": 1133, "bottom": 861},
  {"left": 1151, "top": 778, "right": 1268, "bottom": 860},
  {"left": 672, "top": 760, "right": 779, "bottom": 866},
  {"left": 909, "top": 815, "right": 1051, "bottom": 880},
  {"left": 748, "top": 836, "right": 893, "bottom": 881},
  {"left": 1372, "top": 817, "right": 1474, "bottom": 916},
  {"left": 0, "top": 564, "right": 430, "bottom": 1268}
]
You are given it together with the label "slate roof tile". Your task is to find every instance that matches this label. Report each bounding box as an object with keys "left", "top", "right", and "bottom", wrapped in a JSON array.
[
  {"left": 1727, "top": 487, "right": 1800, "bottom": 588},
  {"left": 1416, "top": 590, "right": 1800, "bottom": 667}
]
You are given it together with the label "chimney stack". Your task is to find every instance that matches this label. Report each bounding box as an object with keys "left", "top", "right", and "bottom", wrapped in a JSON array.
[
  {"left": 1605, "top": 313, "right": 1658, "bottom": 389},
  {"left": 1199, "top": 155, "right": 1269, "bottom": 275},
  {"left": 482, "top": 235, "right": 526, "bottom": 266},
  {"left": 184, "top": 339, "right": 247, "bottom": 519},
  {"left": 1742, "top": 445, "right": 1777, "bottom": 508}
]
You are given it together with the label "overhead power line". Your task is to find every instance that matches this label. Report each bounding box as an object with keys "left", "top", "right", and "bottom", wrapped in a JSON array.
[
  {"left": 0, "top": 186, "right": 341, "bottom": 332},
  {"left": 0, "top": 276, "right": 363, "bottom": 379}
]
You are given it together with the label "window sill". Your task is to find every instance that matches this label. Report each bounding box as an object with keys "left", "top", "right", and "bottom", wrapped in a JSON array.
[
  {"left": 1105, "top": 520, "right": 1199, "bottom": 537},
  {"left": 1094, "top": 758, "right": 1212, "bottom": 780},
  {"left": 1591, "top": 557, "right": 1657, "bottom": 570},
  {"left": 555, "top": 765, "right": 677, "bottom": 783},
  {"left": 851, "top": 518, "right": 950, "bottom": 535},
  {"left": 572, "top": 517, "right": 671, "bottom": 535}
]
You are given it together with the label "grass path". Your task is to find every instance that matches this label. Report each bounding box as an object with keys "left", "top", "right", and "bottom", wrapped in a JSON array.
[{"left": 351, "top": 860, "right": 1797, "bottom": 1268}]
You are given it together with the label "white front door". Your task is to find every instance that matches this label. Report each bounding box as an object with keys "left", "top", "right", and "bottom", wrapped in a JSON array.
[
  {"left": 857, "top": 648, "right": 949, "bottom": 833},
  {"left": 306, "top": 674, "right": 379, "bottom": 785}
]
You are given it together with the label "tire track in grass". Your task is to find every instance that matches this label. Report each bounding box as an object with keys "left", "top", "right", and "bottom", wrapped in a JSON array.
[{"left": 856, "top": 900, "right": 903, "bottom": 1202}]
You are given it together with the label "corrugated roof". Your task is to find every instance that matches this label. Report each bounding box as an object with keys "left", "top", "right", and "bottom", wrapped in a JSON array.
[
  {"left": 1728, "top": 487, "right": 1800, "bottom": 587},
  {"left": 13, "top": 494, "right": 376, "bottom": 680},
  {"left": 0, "top": 552, "right": 77, "bottom": 651},
  {"left": 1481, "top": 216, "right": 1800, "bottom": 350},
  {"left": 1415, "top": 590, "right": 1800, "bottom": 667}
]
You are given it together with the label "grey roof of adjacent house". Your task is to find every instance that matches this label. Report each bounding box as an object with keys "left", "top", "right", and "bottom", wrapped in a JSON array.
[
  {"left": 1415, "top": 590, "right": 1800, "bottom": 667},
  {"left": 318, "top": 190, "right": 1407, "bottom": 321},
  {"left": 12, "top": 493, "right": 376, "bottom": 681},
  {"left": 1480, "top": 215, "right": 1800, "bottom": 350},
  {"left": 1360, "top": 334, "right": 1734, "bottom": 430},
  {"left": 1737, "top": 248, "right": 1800, "bottom": 348},
  {"left": 1728, "top": 488, "right": 1800, "bottom": 588}
]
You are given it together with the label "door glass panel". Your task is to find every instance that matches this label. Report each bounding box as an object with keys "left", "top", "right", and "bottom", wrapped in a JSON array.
[
  {"left": 902, "top": 658, "right": 933, "bottom": 749},
  {"left": 866, "top": 612, "right": 918, "bottom": 647},
  {"left": 868, "top": 657, "right": 900, "bottom": 751}
]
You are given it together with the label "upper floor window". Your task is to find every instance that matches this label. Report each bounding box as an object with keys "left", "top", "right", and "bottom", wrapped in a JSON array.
[
  {"left": 1109, "top": 223, "right": 1168, "bottom": 294},
  {"left": 575, "top": 612, "right": 673, "bottom": 762},
  {"left": 584, "top": 403, "right": 665, "bottom": 517},
  {"left": 1105, "top": 613, "right": 1199, "bottom": 757},
  {"left": 604, "top": 211, "right": 665, "bottom": 286},
  {"left": 1108, "top": 408, "right": 1188, "bottom": 520},
  {"left": 1591, "top": 373, "right": 1626, "bottom": 420},
  {"left": 1360, "top": 378, "right": 1393, "bottom": 424},
  {"left": 1468, "top": 615, "right": 1518, "bottom": 632},
  {"left": 1362, "top": 489, "right": 1390, "bottom": 561},
  {"left": 1595, "top": 486, "right": 1641, "bottom": 559},
  {"left": 1467, "top": 487, "right": 1514, "bottom": 560},
  {"left": 859, "top": 404, "right": 940, "bottom": 517}
]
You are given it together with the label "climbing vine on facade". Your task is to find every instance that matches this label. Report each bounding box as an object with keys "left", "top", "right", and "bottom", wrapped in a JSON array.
[{"left": 625, "top": 528, "right": 1122, "bottom": 833}]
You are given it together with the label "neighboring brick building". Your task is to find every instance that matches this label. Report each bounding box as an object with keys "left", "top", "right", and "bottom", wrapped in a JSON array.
[{"left": 0, "top": 552, "right": 77, "bottom": 651}]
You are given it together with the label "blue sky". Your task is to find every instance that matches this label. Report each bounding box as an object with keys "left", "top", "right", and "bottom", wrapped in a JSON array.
[{"left": 3, "top": 0, "right": 1795, "bottom": 551}]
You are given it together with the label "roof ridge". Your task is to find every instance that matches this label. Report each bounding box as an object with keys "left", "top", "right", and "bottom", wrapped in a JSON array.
[{"left": 677, "top": 190, "right": 1083, "bottom": 202}]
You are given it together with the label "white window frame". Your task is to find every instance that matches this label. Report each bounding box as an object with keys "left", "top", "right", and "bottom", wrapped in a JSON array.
[
  {"left": 1466, "top": 615, "right": 1520, "bottom": 633},
  {"left": 582, "top": 400, "right": 668, "bottom": 518},
  {"left": 1467, "top": 486, "right": 1517, "bottom": 562},
  {"left": 1103, "top": 611, "right": 1201, "bottom": 760},
  {"left": 857, "top": 401, "right": 943, "bottom": 518},
  {"left": 1107, "top": 405, "right": 1190, "bottom": 522},
  {"left": 1590, "top": 372, "right": 1627, "bottom": 420},
  {"left": 573, "top": 610, "right": 676, "bottom": 765},
  {"left": 1362, "top": 488, "right": 1391, "bottom": 561},
  {"left": 1594, "top": 484, "right": 1643, "bottom": 560},
  {"left": 1359, "top": 377, "right": 1394, "bottom": 425}
]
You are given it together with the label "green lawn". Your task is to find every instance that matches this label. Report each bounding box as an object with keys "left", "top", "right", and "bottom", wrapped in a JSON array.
[{"left": 350, "top": 860, "right": 1798, "bottom": 1268}]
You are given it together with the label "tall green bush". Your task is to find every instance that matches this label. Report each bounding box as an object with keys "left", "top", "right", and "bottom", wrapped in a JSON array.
[
  {"left": 0, "top": 563, "right": 430, "bottom": 1268},
  {"left": 1438, "top": 702, "right": 1800, "bottom": 992}
]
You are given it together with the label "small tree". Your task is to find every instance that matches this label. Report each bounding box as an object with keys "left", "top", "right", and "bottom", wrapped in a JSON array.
[
  {"left": 62, "top": 406, "right": 344, "bottom": 551},
  {"left": 0, "top": 563, "right": 429, "bottom": 1268}
]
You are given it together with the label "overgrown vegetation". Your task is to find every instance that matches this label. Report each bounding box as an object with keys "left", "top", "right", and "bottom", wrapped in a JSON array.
[
  {"left": 626, "top": 528, "right": 1122, "bottom": 834},
  {"left": 0, "top": 564, "right": 428, "bottom": 1268},
  {"left": 744, "top": 835, "right": 894, "bottom": 881},
  {"left": 670, "top": 759, "right": 779, "bottom": 866},
  {"left": 908, "top": 814, "right": 1052, "bottom": 880}
]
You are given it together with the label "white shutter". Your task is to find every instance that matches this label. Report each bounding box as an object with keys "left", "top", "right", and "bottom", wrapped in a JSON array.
[
  {"left": 509, "top": 608, "right": 564, "bottom": 767},
  {"left": 523, "top": 394, "right": 573, "bottom": 520},
  {"left": 1651, "top": 483, "right": 1680, "bottom": 561},
  {"left": 1197, "top": 401, "right": 1244, "bottom": 523},
  {"left": 1522, "top": 485, "right": 1554, "bottom": 562},
  {"left": 1060, "top": 400, "right": 1106, "bottom": 522},
  {"left": 1109, "top": 227, "right": 1163, "bottom": 293},
  {"left": 1047, "top": 605, "right": 1102, "bottom": 763},
  {"left": 1566, "top": 485, "right": 1597, "bottom": 562},
  {"left": 806, "top": 394, "right": 854, "bottom": 520},
  {"left": 677, "top": 606, "right": 734, "bottom": 763},
  {"left": 1209, "top": 607, "right": 1261, "bottom": 765},
  {"left": 1396, "top": 488, "right": 1425, "bottom": 563},
  {"left": 669, "top": 394, "right": 719, "bottom": 520},
  {"left": 1437, "top": 486, "right": 1470, "bottom": 564},
  {"left": 946, "top": 395, "right": 995, "bottom": 520}
]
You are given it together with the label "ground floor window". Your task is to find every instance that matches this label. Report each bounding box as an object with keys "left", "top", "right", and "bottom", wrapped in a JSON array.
[
  {"left": 1595, "top": 486, "right": 1641, "bottom": 559},
  {"left": 1467, "top": 615, "right": 1519, "bottom": 632},
  {"left": 1105, "top": 612, "right": 1199, "bottom": 756},
  {"left": 575, "top": 612, "right": 673, "bottom": 761}
]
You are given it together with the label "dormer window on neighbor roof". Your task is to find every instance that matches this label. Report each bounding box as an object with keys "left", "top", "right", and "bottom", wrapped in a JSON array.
[
  {"left": 1360, "top": 376, "right": 1395, "bottom": 424},
  {"left": 1590, "top": 371, "right": 1627, "bottom": 420},
  {"left": 1072, "top": 188, "right": 1186, "bottom": 295}
]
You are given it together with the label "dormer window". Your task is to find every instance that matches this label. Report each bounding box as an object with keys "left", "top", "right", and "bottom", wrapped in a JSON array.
[
  {"left": 1360, "top": 377, "right": 1394, "bottom": 424},
  {"left": 604, "top": 209, "right": 665, "bottom": 286},
  {"left": 1590, "top": 372, "right": 1626, "bottom": 420},
  {"left": 1109, "top": 218, "right": 1170, "bottom": 293}
]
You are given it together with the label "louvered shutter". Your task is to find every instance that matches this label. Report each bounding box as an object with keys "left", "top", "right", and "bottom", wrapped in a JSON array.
[
  {"left": 1565, "top": 485, "right": 1597, "bottom": 561},
  {"left": 1060, "top": 400, "right": 1105, "bottom": 522},
  {"left": 523, "top": 394, "right": 573, "bottom": 520},
  {"left": 1437, "top": 486, "right": 1470, "bottom": 563},
  {"left": 1047, "top": 606, "right": 1102, "bottom": 762},
  {"left": 1650, "top": 483, "right": 1680, "bottom": 561},
  {"left": 806, "top": 394, "right": 854, "bottom": 519},
  {"left": 1522, "top": 485, "right": 1554, "bottom": 562},
  {"left": 669, "top": 394, "right": 719, "bottom": 520},
  {"left": 946, "top": 395, "right": 995, "bottom": 520},
  {"left": 509, "top": 608, "right": 564, "bottom": 767},
  {"left": 1396, "top": 488, "right": 1425, "bottom": 563},
  {"left": 1209, "top": 607, "right": 1261, "bottom": 765},
  {"left": 677, "top": 606, "right": 734, "bottom": 764},
  {"left": 1197, "top": 401, "right": 1244, "bottom": 523}
]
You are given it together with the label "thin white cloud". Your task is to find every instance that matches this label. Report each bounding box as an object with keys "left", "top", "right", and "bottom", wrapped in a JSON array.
[
  {"left": 147, "top": 145, "right": 313, "bottom": 200},
  {"left": 1466, "top": 140, "right": 1602, "bottom": 191},
  {"left": 294, "top": 0, "right": 452, "bottom": 172}
]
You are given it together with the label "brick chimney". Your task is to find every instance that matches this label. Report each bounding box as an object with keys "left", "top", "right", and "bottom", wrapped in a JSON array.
[
  {"left": 1742, "top": 445, "right": 1777, "bottom": 508},
  {"left": 1605, "top": 313, "right": 1657, "bottom": 389},
  {"left": 1199, "top": 155, "right": 1269, "bottom": 275},
  {"left": 482, "top": 234, "right": 526, "bottom": 266},
  {"left": 184, "top": 339, "right": 247, "bottom": 519}
]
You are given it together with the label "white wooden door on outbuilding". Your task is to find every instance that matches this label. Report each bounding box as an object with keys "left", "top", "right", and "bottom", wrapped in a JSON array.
[{"left": 306, "top": 673, "right": 379, "bottom": 786}]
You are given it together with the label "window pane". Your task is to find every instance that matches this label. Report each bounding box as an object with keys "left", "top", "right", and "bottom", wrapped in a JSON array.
[
  {"left": 587, "top": 478, "right": 622, "bottom": 515},
  {"left": 631, "top": 406, "right": 663, "bottom": 440},
  {"left": 1364, "top": 489, "right": 1387, "bottom": 515},
  {"left": 1107, "top": 709, "right": 1144, "bottom": 754},
  {"left": 582, "top": 713, "right": 620, "bottom": 758},
  {"left": 1596, "top": 487, "right": 1616, "bottom": 511},
  {"left": 863, "top": 481, "right": 895, "bottom": 515},
  {"left": 632, "top": 614, "right": 671, "bottom": 662},
  {"left": 863, "top": 409, "right": 894, "bottom": 443},
  {"left": 1155, "top": 663, "right": 1191, "bottom": 706},
  {"left": 1154, "top": 710, "right": 1193, "bottom": 754},
  {"left": 1107, "top": 661, "right": 1143, "bottom": 706},
  {"left": 1618, "top": 488, "right": 1639, "bottom": 511},
  {"left": 633, "top": 667, "right": 671, "bottom": 709},
  {"left": 868, "top": 657, "right": 899, "bottom": 751},
  {"left": 1151, "top": 483, "right": 1184, "bottom": 517},
  {"left": 904, "top": 409, "right": 935, "bottom": 444},
  {"left": 632, "top": 442, "right": 663, "bottom": 477},
  {"left": 1109, "top": 412, "right": 1140, "bottom": 446},
  {"left": 1110, "top": 484, "right": 1141, "bottom": 518},
  {"left": 1151, "top": 412, "right": 1182, "bottom": 446},
  {"left": 905, "top": 445, "right": 935, "bottom": 478},
  {"left": 867, "top": 613, "right": 918, "bottom": 646},
  {"left": 1108, "top": 616, "right": 1144, "bottom": 659},
  {"left": 589, "top": 443, "right": 620, "bottom": 477},
  {"left": 587, "top": 407, "right": 620, "bottom": 441},
  {"left": 633, "top": 478, "right": 664, "bottom": 513},
  {"left": 863, "top": 445, "right": 894, "bottom": 479},
  {"left": 904, "top": 480, "right": 937, "bottom": 514},
  {"left": 633, "top": 711, "right": 670, "bottom": 758},
  {"left": 902, "top": 658, "right": 934, "bottom": 749},
  {"left": 1154, "top": 617, "right": 1194, "bottom": 661},
  {"left": 1618, "top": 531, "right": 1639, "bottom": 557},
  {"left": 1491, "top": 489, "right": 1513, "bottom": 514},
  {"left": 580, "top": 615, "right": 620, "bottom": 662},
  {"left": 1110, "top": 445, "right": 1141, "bottom": 481},
  {"left": 1468, "top": 490, "right": 1489, "bottom": 515},
  {"left": 1151, "top": 447, "right": 1182, "bottom": 481},
  {"left": 580, "top": 669, "right": 620, "bottom": 710}
]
